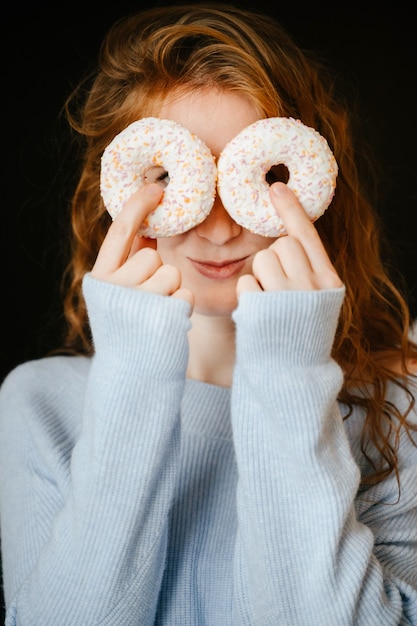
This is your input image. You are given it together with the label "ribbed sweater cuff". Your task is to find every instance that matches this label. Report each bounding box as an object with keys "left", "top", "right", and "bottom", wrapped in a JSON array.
[
  {"left": 82, "top": 273, "right": 191, "bottom": 378},
  {"left": 233, "top": 287, "right": 345, "bottom": 367}
]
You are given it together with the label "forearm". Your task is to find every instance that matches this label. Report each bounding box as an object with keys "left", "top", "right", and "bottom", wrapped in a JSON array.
[
  {"left": 231, "top": 289, "right": 417, "bottom": 625},
  {"left": 1, "top": 276, "right": 191, "bottom": 625}
]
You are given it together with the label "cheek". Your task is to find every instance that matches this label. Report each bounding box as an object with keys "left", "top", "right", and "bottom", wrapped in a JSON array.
[
  {"left": 248, "top": 233, "right": 277, "bottom": 255},
  {"left": 156, "top": 237, "right": 182, "bottom": 263},
  {"left": 258, "top": 234, "right": 277, "bottom": 247}
]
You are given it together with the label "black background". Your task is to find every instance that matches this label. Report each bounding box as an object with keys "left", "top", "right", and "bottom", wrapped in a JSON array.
[{"left": 0, "top": 0, "right": 416, "bottom": 618}]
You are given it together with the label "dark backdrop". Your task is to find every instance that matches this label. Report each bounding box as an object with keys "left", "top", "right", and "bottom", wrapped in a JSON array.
[{"left": 1, "top": 0, "right": 417, "bottom": 619}]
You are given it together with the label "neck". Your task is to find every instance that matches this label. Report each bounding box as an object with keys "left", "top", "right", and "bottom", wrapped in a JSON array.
[{"left": 187, "top": 312, "right": 236, "bottom": 387}]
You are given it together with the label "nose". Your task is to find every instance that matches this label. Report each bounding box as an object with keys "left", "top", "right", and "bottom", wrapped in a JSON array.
[{"left": 195, "top": 196, "right": 242, "bottom": 245}]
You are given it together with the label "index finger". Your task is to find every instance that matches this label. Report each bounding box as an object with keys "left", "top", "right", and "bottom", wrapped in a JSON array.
[
  {"left": 269, "top": 182, "right": 331, "bottom": 266},
  {"left": 94, "top": 183, "right": 163, "bottom": 273}
]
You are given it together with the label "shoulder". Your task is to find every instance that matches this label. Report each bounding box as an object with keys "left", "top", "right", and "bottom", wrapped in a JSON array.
[
  {"left": 1, "top": 354, "right": 91, "bottom": 399},
  {"left": 0, "top": 355, "right": 91, "bottom": 444}
]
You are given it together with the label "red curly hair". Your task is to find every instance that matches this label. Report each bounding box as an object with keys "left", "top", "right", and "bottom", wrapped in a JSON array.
[{"left": 60, "top": 3, "right": 417, "bottom": 486}]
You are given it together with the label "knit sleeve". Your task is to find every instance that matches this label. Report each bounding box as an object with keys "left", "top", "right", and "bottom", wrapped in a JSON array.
[
  {"left": 231, "top": 287, "right": 417, "bottom": 625},
  {"left": 0, "top": 273, "right": 191, "bottom": 625}
]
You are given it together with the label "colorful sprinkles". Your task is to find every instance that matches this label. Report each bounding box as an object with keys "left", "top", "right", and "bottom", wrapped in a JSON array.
[
  {"left": 100, "top": 116, "right": 338, "bottom": 239},
  {"left": 217, "top": 117, "right": 338, "bottom": 237},
  {"left": 100, "top": 117, "right": 217, "bottom": 238}
]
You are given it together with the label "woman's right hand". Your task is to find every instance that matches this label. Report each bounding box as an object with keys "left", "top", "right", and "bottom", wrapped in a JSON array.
[{"left": 91, "top": 183, "right": 194, "bottom": 306}]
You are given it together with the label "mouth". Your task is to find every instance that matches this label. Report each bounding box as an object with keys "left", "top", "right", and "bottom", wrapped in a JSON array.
[{"left": 188, "top": 256, "right": 249, "bottom": 280}]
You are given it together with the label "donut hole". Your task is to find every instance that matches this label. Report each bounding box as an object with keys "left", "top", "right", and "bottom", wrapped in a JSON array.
[
  {"left": 144, "top": 166, "right": 170, "bottom": 188},
  {"left": 265, "top": 163, "right": 289, "bottom": 186}
]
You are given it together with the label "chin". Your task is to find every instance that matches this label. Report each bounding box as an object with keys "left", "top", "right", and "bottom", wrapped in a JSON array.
[
  {"left": 194, "top": 296, "right": 238, "bottom": 317},
  {"left": 183, "top": 277, "right": 241, "bottom": 317}
]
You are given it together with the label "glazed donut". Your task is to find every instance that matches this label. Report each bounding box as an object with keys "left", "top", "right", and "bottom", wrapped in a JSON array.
[
  {"left": 217, "top": 117, "right": 338, "bottom": 237},
  {"left": 100, "top": 117, "right": 217, "bottom": 238}
]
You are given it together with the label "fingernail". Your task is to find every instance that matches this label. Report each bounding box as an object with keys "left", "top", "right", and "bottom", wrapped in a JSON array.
[
  {"left": 145, "top": 183, "right": 163, "bottom": 196},
  {"left": 271, "top": 182, "right": 287, "bottom": 196}
]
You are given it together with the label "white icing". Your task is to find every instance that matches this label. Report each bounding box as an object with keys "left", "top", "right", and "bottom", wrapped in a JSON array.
[
  {"left": 100, "top": 117, "right": 217, "bottom": 238},
  {"left": 217, "top": 117, "right": 338, "bottom": 237}
]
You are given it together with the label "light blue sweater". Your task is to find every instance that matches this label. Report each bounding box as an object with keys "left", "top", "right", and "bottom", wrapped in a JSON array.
[{"left": 0, "top": 274, "right": 416, "bottom": 625}]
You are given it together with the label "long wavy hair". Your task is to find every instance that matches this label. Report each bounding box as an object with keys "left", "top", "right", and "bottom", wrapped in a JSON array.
[{"left": 62, "top": 2, "right": 417, "bottom": 486}]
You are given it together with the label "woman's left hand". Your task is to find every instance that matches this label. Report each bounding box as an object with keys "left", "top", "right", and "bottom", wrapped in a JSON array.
[{"left": 237, "top": 182, "right": 343, "bottom": 294}]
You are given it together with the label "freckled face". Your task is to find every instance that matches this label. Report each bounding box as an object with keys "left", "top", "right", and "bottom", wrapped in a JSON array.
[{"left": 155, "top": 88, "right": 276, "bottom": 316}]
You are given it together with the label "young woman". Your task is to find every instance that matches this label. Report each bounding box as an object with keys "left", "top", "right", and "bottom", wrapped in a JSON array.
[{"left": 1, "top": 3, "right": 416, "bottom": 624}]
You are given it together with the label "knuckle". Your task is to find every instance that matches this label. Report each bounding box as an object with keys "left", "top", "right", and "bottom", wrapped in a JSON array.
[
  {"left": 138, "top": 246, "right": 161, "bottom": 265},
  {"left": 252, "top": 248, "right": 271, "bottom": 272},
  {"left": 296, "top": 221, "right": 316, "bottom": 240},
  {"left": 323, "top": 268, "right": 343, "bottom": 289},
  {"left": 271, "top": 234, "right": 298, "bottom": 255},
  {"left": 107, "top": 218, "right": 131, "bottom": 240},
  {"left": 256, "top": 247, "right": 275, "bottom": 262},
  {"left": 162, "top": 264, "right": 181, "bottom": 283}
]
